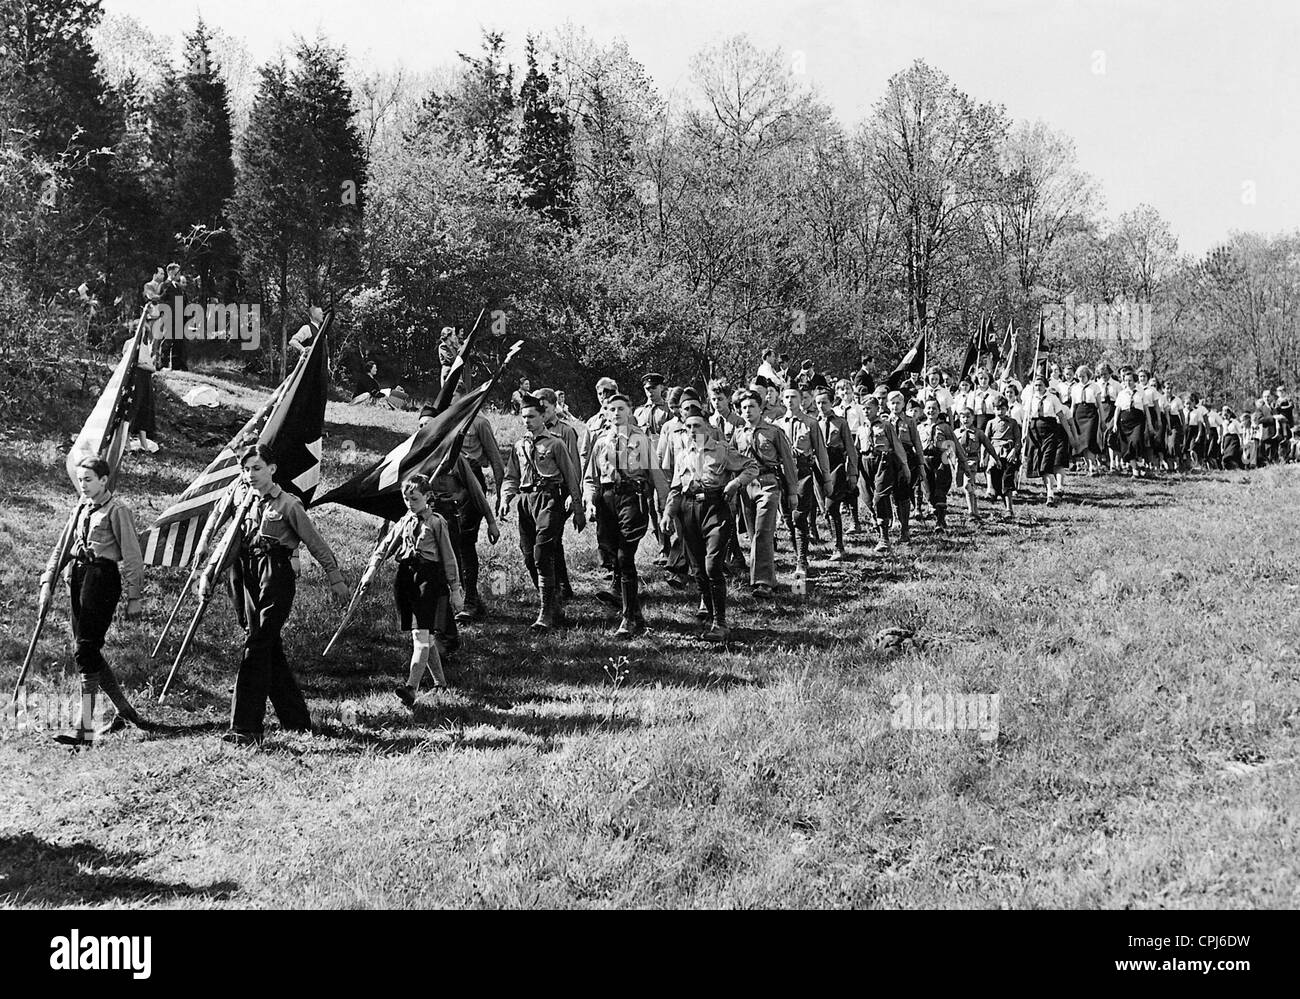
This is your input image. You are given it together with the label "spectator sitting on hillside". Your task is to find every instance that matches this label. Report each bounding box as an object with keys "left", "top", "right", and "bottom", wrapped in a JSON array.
[{"left": 353, "top": 361, "right": 383, "bottom": 404}]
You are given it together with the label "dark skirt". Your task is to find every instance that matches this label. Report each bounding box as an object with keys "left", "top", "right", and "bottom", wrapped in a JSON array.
[
  {"left": 1025, "top": 418, "right": 1071, "bottom": 477},
  {"left": 1098, "top": 400, "right": 1116, "bottom": 451},
  {"left": 1117, "top": 409, "right": 1146, "bottom": 461},
  {"left": 129, "top": 366, "right": 156, "bottom": 436},
  {"left": 394, "top": 559, "right": 449, "bottom": 631},
  {"left": 1072, "top": 401, "right": 1101, "bottom": 455}
]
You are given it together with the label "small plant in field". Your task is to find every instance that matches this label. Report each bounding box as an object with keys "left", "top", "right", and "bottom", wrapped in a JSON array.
[{"left": 602, "top": 656, "right": 631, "bottom": 724}]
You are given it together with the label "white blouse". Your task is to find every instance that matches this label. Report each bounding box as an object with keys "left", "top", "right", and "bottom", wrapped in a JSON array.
[
  {"left": 1024, "top": 392, "right": 1066, "bottom": 420},
  {"left": 1070, "top": 382, "right": 1100, "bottom": 406}
]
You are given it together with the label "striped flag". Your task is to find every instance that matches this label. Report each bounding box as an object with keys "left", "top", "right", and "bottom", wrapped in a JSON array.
[
  {"left": 66, "top": 309, "right": 148, "bottom": 492},
  {"left": 140, "top": 312, "right": 332, "bottom": 567}
]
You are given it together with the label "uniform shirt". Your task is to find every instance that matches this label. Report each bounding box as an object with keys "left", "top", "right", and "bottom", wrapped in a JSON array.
[
  {"left": 460, "top": 414, "right": 505, "bottom": 484},
  {"left": 708, "top": 408, "right": 743, "bottom": 446},
  {"left": 733, "top": 421, "right": 798, "bottom": 495},
  {"left": 236, "top": 485, "right": 344, "bottom": 585},
  {"left": 986, "top": 416, "right": 1022, "bottom": 462},
  {"left": 582, "top": 410, "right": 611, "bottom": 467},
  {"left": 545, "top": 416, "right": 582, "bottom": 479},
  {"left": 1115, "top": 388, "right": 1146, "bottom": 412},
  {"left": 378, "top": 509, "right": 463, "bottom": 599},
  {"left": 1207, "top": 410, "right": 1224, "bottom": 431},
  {"left": 1069, "top": 382, "right": 1100, "bottom": 406},
  {"left": 501, "top": 429, "right": 582, "bottom": 507},
  {"left": 762, "top": 401, "right": 788, "bottom": 422},
  {"left": 1094, "top": 378, "right": 1123, "bottom": 404},
  {"left": 1142, "top": 385, "right": 1164, "bottom": 410},
  {"left": 634, "top": 400, "right": 672, "bottom": 440},
  {"left": 816, "top": 411, "right": 859, "bottom": 480},
  {"left": 955, "top": 425, "right": 992, "bottom": 467},
  {"left": 919, "top": 383, "right": 953, "bottom": 415},
  {"left": 773, "top": 410, "right": 831, "bottom": 479},
  {"left": 1024, "top": 391, "right": 1067, "bottom": 421},
  {"left": 918, "top": 419, "right": 971, "bottom": 470},
  {"left": 855, "top": 418, "right": 902, "bottom": 459},
  {"left": 967, "top": 387, "right": 1000, "bottom": 416},
  {"left": 41, "top": 494, "right": 144, "bottom": 600},
  {"left": 664, "top": 431, "right": 759, "bottom": 495},
  {"left": 950, "top": 390, "right": 972, "bottom": 415},
  {"left": 430, "top": 456, "right": 495, "bottom": 520},
  {"left": 1187, "top": 404, "right": 1208, "bottom": 426},
  {"left": 583, "top": 424, "right": 666, "bottom": 504},
  {"left": 886, "top": 412, "right": 921, "bottom": 453},
  {"left": 837, "top": 400, "right": 867, "bottom": 435}
]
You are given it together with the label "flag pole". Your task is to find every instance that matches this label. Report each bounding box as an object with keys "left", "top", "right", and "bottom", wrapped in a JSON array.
[
  {"left": 156, "top": 313, "right": 331, "bottom": 700},
  {"left": 148, "top": 346, "right": 312, "bottom": 658},
  {"left": 11, "top": 507, "right": 79, "bottom": 702},
  {"left": 321, "top": 340, "right": 524, "bottom": 657}
]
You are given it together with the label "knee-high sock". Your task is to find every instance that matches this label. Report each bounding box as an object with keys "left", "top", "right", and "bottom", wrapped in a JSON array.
[{"left": 407, "top": 629, "right": 434, "bottom": 689}]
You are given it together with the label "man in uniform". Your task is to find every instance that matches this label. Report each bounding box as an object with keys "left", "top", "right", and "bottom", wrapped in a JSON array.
[
  {"left": 660, "top": 400, "right": 758, "bottom": 642},
  {"left": 583, "top": 393, "right": 667, "bottom": 637},
  {"left": 499, "top": 395, "right": 586, "bottom": 631},
  {"left": 536, "top": 387, "right": 581, "bottom": 604},
  {"left": 635, "top": 372, "right": 673, "bottom": 568},
  {"left": 708, "top": 379, "right": 748, "bottom": 575},
  {"left": 732, "top": 388, "right": 798, "bottom": 598},
  {"left": 582, "top": 376, "right": 621, "bottom": 585},
  {"left": 856, "top": 396, "right": 912, "bottom": 553},
  {"left": 813, "top": 386, "right": 859, "bottom": 561},
  {"left": 774, "top": 386, "right": 831, "bottom": 575},
  {"left": 884, "top": 389, "right": 920, "bottom": 542}
]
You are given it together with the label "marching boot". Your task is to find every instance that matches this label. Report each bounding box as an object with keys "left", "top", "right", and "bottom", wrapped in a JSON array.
[
  {"left": 704, "top": 579, "right": 730, "bottom": 642},
  {"left": 934, "top": 508, "right": 948, "bottom": 535},
  {"left": 54, "top": 673, "right": 100, "bottom": 746},
  {"left": 794, "top": 532, "right": 810, "bottom": 575},
  {"left": 96, "top": 665, "right": 153, "bottom": 731},
  {"left": 598, "top": 574, "right": 623, "bottom": 612},
  {"left": 531, "top": 574, "right": 557, "bottom": 632},
  {"left": 457, "top": 548, "right": 486, "bottom": 622},
  {"left": 897, "top": 503, "right": 912, "bottom": 543},
  {"left": 615, "top": 576, "right": 644, "bottom": 637},
  {"left": 874, "top": 522, "right": 892, "bottom": 554}
]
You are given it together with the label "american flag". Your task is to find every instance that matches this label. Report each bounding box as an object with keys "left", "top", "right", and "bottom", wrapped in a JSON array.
[
  {"left": 66, "top": 309, "right": 148, "bottom": 492},
  {"left": 140, "top": 312, "right": 332, "bottom": 567}
]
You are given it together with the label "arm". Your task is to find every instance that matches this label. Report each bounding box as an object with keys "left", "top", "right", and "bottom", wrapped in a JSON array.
[
  {"left": 841, "top": 418, "right": 860, "bottom": 483},
  {"left": 500, "top": 444, "right": 521, "bottom": 516},
  {"left": 888, "top": 425, "right": 910, "bottom": 481},
  {"left": 809, "top": 419, "right": 832, "bottom": 489},
  {"left": 460, "top": 457, "right": 499, "bottom": 543},
  {"left": 946, "top": 426, "right": 973, "bottom": 475},
  {"left": 724, "top": 444, "right": 759, "bottom": 496},
  {"left": 772, "top": 428, "right": 799, "bottom": 502},
  {"left": 283, "top": 500, "right": 347, "bottom": 590},
  {"left": 40, "top": 511, "right": 78, "bottom": 594},
  {"left": 431, "top": 516, "right": 465, "bottom": 612},
  {"left": 554, "top": 442, "right": 586, "bottom": 531},
  {"left": 109, "top": 502, "right": 146, "bottom": 609}
]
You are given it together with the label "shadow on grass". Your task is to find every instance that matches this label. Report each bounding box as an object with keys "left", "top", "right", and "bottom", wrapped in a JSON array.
[{"left": 0, "top": 832, "right": 238, "bottom": 906}]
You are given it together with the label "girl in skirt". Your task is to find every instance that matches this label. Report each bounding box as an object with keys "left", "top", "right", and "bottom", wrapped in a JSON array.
[
  {"left": 379, "top": 474, "right": 465, "bottom": 707},
  {"left": 1219, "top": 409, "right": 1243, "bottom": 469},
  {"left": 128, "top": 330, "right": 159, "bottom": 453},
  {"left": 1111, "top": 371, "right": 1153, "bottom": 477},
  {"left": 1094, "top": 364, "right": 1122, "bottom": 471},
  {"left": 1069, "top": 364, "right": 1104, "bottom": 476},
  {"left": 1023, "top": 374, "right": 1072, "bottom": 504}
]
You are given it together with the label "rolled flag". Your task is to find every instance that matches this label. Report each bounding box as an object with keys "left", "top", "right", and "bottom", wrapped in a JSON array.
[
  {"left": 66, "top": 309, "right": 148, "bottom": 491},
  {"left": 432, "top": 308, "right": 487, "bottom": 413},
  {"left": 887, "top": 328, "right": 928, "bottom": 391}
]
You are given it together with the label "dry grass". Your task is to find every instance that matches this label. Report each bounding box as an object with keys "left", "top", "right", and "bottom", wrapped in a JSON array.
[{"left": 1, "top": 372, "right": 1297, "bottom": 908}]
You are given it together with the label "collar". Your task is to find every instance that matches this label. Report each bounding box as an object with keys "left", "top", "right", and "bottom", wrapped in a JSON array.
[
  {"left": 256, "top": 484, "right": 283, "bottom": 501},
  {"left": 80, "top": 492, "right": 113, "bottom": 511}
]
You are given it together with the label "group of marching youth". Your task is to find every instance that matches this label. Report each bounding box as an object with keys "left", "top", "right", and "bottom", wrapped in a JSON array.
[{"left": 38, "top": 334, "right": 1300, "bottom": 747}]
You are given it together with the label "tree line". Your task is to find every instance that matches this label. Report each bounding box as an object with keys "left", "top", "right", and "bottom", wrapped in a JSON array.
[{"left": 2, "top": 0, "right": 1296, "bottom": 410}]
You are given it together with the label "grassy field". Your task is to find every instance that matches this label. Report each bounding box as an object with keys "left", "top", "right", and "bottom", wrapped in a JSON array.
[{"left": 1, "top": 367, "right": 1297, "bottom": 908}]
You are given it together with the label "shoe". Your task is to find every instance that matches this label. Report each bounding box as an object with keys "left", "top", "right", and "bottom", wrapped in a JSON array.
[
  {"left": 665, "top": 573, "right": 688, "bottom": 590},
  {"left": 874, "top": 539, "right": 890, "bottom": 554},
  {"left": 695, "top": 597, "right": 712, "bottom": 620},
  {"left": 221, "top": 730, "right": 263, "bottom": 747},
  {"left": 934, "top": 525, "right": 947, "bottom": 537},
  {"left": 751, "top": 584, "right": 773, "bottom": 599},
  {"left": 595, "top": 589, "right": 621, "bottom": 609},
  {"left": 614, "top": 616, "right": 638, "bottom": 638},
  {"left": 898, "top": 530, "right": 911, "bottom": 544},
  {"left": 830, "top": 547, "right": 846, "bottom": 561},
  {"left": 703, "top": 624, "right": 731, "bottom": 643},
  {"left": 395, "top": 684, "right": 416, "bottom": 708},
  {"left": 53, "top": 728, "right": 97, "bottom": 748}
]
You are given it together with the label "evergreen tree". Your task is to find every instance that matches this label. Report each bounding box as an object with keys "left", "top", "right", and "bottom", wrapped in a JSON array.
[
  {"left": 174, "top": 18, "right": 236, "bottom": 300},
  {"left": 515, "top": 38, "right": 575, "bottom": 227},
  {"left": 417, "top": 30, "right": 516, "bottom": 175}
]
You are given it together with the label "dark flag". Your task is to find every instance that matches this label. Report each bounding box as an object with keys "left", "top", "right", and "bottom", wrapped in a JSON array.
[
  {"left": 1031, "top": 314, "right": 1050, "bottom": 377},
  {"left": 887, "top": 328, "right": 928, "bottom": 390},
  {"left": 959, "top": 320, "right": 981, "bottom": 381},
  {"left": 267, "top": 316, "right": 329, "bottom": 502},
  {"left": 312, "top": 382, "right": 491, "bottom": 522}
]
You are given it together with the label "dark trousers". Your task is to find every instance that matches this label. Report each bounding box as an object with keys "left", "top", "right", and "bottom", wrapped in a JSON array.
[
  {"left": 70, "top": 559, "right": 119, "bottom": 676},
  {"left": 825, "top": 449, "right": 851, "bottom": 547},
  {"left": 430, "top": 496, "right": 461, "bottom": 649},
  {"left": 518, "top": 489, "right": 565, "bottom": 586},
  {"left": 781, "top": 463, "right": 816, "bottom": 546},
  {"left": 861, "top": 453, "right": 899, "bottom": 527},
  {"left": 457, "top": 464, "right": 486, "bottom": 608},
  {"left": 678, "top": 492, "right": 731, "bottom": 623},
  {"left": 595, "top": 485, "right": 648, "bottom": 584},
  {"left": 922, "top": 453, "right": 952, "bottom": 518},
  {"left": 230, "top": 547, "right": 309, "bottom": 734}
]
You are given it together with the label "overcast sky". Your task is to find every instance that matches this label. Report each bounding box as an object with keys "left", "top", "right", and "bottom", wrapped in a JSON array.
[{"left": 104, "top": 0, "right": 1299, "bottom": 256}]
